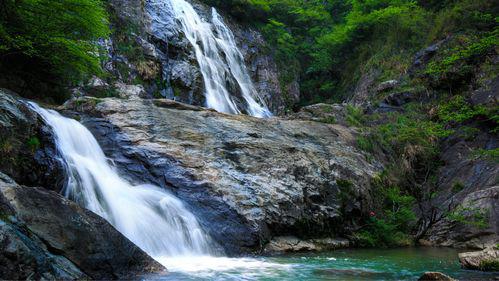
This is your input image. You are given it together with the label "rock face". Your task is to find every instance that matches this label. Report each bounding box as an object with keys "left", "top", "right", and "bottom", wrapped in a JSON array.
[
  {"left": 418, "top": 127, "right": 498, "bottom": 249},
  {"left": 0, "top": 89, "right": 65, "bottom": 190},
  {"left": 64, "top": 96, "right": 381, "bottom": 254},
  {"left": 0, "top": 172, "right": 165, "bottom": 280},
  {"left": 143, "top": 0, "right": 298, "bottom": 114}
]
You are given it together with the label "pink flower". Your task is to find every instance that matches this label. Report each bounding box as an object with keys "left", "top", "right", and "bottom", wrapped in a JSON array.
[{"left": 369, "top": 211, "right": 376, "bottom": 217}]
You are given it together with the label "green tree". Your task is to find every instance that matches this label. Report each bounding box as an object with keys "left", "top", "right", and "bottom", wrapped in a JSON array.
[{"left": 0, "top": 0, "right": 109, "bottom": 102}]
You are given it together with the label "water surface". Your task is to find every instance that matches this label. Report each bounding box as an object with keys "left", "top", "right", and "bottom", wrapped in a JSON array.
[{"left": 151, "top": 248, "right": 498, "bottom": 281}]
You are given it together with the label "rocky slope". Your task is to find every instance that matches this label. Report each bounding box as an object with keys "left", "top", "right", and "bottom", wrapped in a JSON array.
[{"left": 63, "top": 96, "right": 381, "bottom": 253}]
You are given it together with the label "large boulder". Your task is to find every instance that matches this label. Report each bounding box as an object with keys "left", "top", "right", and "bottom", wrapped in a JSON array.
[
  {"left": 0, "top": 172, "right": 165, "bottom": 280},
  {"left": 459, "top": 247, "right": 499, "bottom": 271},
  {"left": 64, "top": 96, "right": 381, "bottom": 254}
]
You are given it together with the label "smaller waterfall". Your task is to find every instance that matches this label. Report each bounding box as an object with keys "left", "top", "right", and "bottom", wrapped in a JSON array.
[
  {"left": 28, "top": 103, "right": 217, "bottom": 259},
  {"left": 169, "top": 0, "right": 272, "bottom": 118}
]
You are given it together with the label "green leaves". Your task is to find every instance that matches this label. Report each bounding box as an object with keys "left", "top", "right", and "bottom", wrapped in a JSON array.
[{"left": 0, "top": 0, "right": 110, "bottom": 98}]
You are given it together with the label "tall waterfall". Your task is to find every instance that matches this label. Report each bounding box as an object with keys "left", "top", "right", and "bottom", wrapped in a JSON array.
[
  {"left": 169, "top": 0, "right": 272, "bottom": 118},
  {"left": 28, "top": 103, "right": 217, "bottom": 259}
]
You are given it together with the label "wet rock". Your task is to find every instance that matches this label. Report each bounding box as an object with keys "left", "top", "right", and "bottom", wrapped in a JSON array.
[
  {"left": 418, "top": 272, "right": 457, "bottom": 281},
  {"left": 459, "top": 247, "right": 499, "bottom": 271},
  {"left": 66, "top": 97, "right": 381, "bottom": 254},
  {"left": 384, "top": 91, "right": 417, "bottom": 107},
  {"left": 0, "top": 172, "right": 165, "bottom": 280},
  {"left": 0, "top": 89, "right": 65, "bottom": 190},
  {"left": 264, "top": 236, "right": 350, "bottom": 254}
]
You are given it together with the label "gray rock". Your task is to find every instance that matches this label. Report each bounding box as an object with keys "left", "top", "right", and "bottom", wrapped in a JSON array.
[
  {"left": 114, "top": 82, "right": 147, "bottom": 99},
  {"left": 264, "top": 236, "right": 350, "bottom": 254},
  {"left": 459, "top": 247, "right": 499, "bottom": 271},
  {"left": 376, "top": 80, "right": 399, "bottom": 92},
  {"left": 418, "top": 127, "right": 498, "bottom": 249},
  {"left": 289, "top": 103, "right": 350, "bottom": 126},
  {"left": 0, "top": 172, "right": 165, "bottom": 280},
  {"left": 65, "top": 97, "right": 381, "bottom": 254},
  {"left": 418, "top": 272, "right": 457, "bottom": 281}
]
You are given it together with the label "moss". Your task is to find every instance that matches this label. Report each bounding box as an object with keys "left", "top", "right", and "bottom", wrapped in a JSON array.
[
  {"left": 345, "top": 105, "right": 366, "bottom": 127},
  {"left": 319, "top": 116, "right": 336, "bottom": 124},
  {"left": 452, "top": 181, "right": 465, "bottom": 193},
  {"left": 479, "top": 259, "right": 499, "bottom": 271},
  {"left": 448, "top": 206, "right": 489, "bottom": 229},
  {"left": 472, "top": 148, "right": 499, "bottom": 163},
  {"left": 26, "top": 137, "right": 40, "bottom": 152}
]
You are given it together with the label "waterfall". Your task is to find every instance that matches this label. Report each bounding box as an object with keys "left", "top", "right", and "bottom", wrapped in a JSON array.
[
  {"left": 28, "top": 103, "right": 217, "bottom": 260},
  {"left": 168, "top": 0, "right": 272, "bottom": 118}
]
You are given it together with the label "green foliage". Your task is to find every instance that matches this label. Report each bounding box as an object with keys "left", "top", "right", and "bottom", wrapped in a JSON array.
[
  {"left": 472, "top": 148, "right": 499, "bottom": 163},
  {"left": 26, "top": 136, "right": 40, "bottom": 152},
  {"left": 346, "top": 105, "right": 366, "bottom": 127},
  {"left": 425, "top": 30, "right": 498, "bottom": 85},
  {"left": 355, "top": 184, "right": 416, "bottom": 248},
  {"left": 448, "top": 205, "right": 489, "bottom": 229},
  {"left": 452, "top": 181, "right": 465, "bottom": 193},
  {"left": 479, "top": 260, "right": 499, "bottom": 271},
  {"left": 438, "top": 96, "right": 488, "bottom": 123},
  {"left": 205, "top": 0, "right": 496, "bottom": 104},
  {"left": 376, "top": 113, "right": 450, "bottom": 156},
  {"left": 0, "top": 0, "right": 109, "bottom": 101}
]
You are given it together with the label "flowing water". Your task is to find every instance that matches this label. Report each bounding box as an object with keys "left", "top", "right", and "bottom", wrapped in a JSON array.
[
  {"left": 29, "top": 103, "right": 220, "bottom": 264},
  {"left": 150, "top": 248, "right": 496, "bottom": 281},
  {"left": 168, "top": 0, "right": 272, "bottom": 118},
  {"left": 28, "top": 103, "right": 497, "bottom": 280}
]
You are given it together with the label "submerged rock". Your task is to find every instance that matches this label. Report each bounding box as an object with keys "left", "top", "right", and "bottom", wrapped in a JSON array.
[
  {"left": 418, "top": 272, "right": 457, "bottom": 281},
  {"left": 0, "top": 172, "right": 165, "bottom": 280},
  {"left": 65, "top": 96, "right": 381, "bottom": 254},
  {"left": 459, "top": 247, "right": 499, "bottom": 271}
]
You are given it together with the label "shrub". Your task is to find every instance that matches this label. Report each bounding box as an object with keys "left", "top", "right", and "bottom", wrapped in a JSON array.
[{"left": 355, "top": 185, "right": 417, "bottom": 248}]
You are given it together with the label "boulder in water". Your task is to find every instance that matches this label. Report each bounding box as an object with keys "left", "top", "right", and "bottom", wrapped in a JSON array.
[
  {"left": 459, "top": 247, "right": 499, "bottom": 271},
  {"left": 418, "top": 272, "right": 456, "bottom": 281}
]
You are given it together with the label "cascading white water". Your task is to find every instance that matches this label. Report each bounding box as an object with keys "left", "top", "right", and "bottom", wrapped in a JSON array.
[
  {"left": 28, "top": 103, "right": 290, "bottom": 277},
  {"left": 28, "top": 103, "right": 217, "bottom": 259},
  {"left": 169, "top": 0, "right": 272, "bottom": 118}
]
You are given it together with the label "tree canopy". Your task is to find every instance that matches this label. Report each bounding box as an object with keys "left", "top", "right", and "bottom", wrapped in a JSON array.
[{"left": 0, "top": 0, "right": 109, "bottom": 101}]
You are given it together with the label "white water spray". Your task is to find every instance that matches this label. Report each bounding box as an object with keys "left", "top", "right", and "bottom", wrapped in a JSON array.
[
  {"left": 168, "top": 0, "right": 272, "bottom": 118},
  {"left": 29, "top": 103, "right": 217, "bottom": 259}
]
